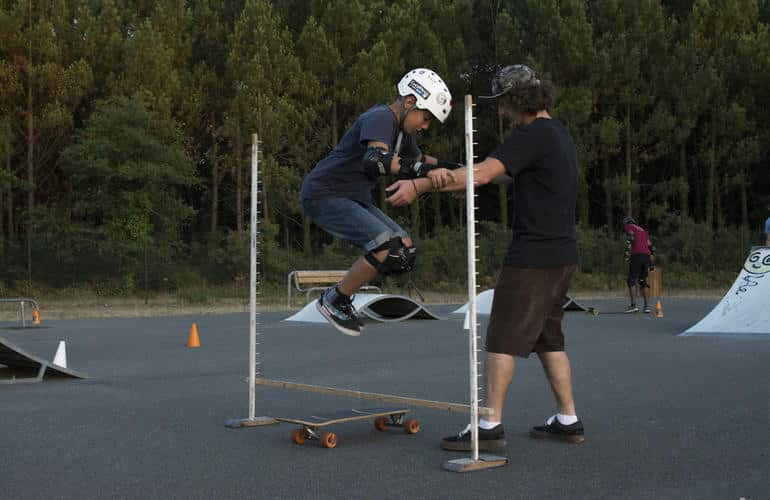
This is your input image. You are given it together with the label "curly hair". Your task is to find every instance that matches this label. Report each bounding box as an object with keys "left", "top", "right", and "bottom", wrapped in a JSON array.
[{"left": 498, "top": 80, "right": 556, "bottom": 115}]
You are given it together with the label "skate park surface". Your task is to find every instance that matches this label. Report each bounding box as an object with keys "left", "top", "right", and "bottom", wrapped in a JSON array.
[{"left": 1, "top": 298, "right": 768, "bottom": 500}]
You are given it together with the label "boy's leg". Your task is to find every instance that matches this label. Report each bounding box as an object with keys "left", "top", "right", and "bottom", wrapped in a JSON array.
[{"left": 338, "top": 236, "right": 414, "bottom": 296}]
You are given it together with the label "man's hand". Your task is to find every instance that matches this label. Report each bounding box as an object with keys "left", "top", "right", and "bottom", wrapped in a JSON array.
[
  {"left": 385, "top": 180, "right": 419, "bottom": 207},
  {"left": 426, "top": 168, "right": 455, "bottom": 190}
]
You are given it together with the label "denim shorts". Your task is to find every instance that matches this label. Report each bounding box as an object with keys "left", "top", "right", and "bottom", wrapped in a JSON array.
[{"left": 301, "top": 197, "right": 409, "bottom": 252}]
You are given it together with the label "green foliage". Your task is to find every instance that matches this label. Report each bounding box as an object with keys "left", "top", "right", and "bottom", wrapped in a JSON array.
[
  {"left": 0, "top": 0, "right": 768, "bottom": 297},
  {"left": 55, "top": 96, "right": 196, "bottom": 284}
]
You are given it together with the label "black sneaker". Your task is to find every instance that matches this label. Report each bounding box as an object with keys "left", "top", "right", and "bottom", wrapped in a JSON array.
[
  {"left": 339, "top": 294, "right": 365, "bottom": 328},
  {"left": 529, "top": 415, "right": 585, "bottom": 444},
  {"left": 624, "top": 304, "right": 639, "bottom": 314},
  {"left": 316, "top": 287, "right": 361, "bottom": 336},
  {"left": 642, "top": 305, "right": 651, "bottom": 314},
  {"left": 440, "top": 424, "right": 506, "bottom": 451}
]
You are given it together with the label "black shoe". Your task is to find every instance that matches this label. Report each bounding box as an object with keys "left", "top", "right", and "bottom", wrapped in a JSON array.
[
  {"left": 340, "top": 294, "right": 365, "bottom": 328},
  {"left": 316, "top": 287, "right": 361, "bottom": 336},
  {"left": 642, "top": 305, "right": 651, "bottom": 314},
  {"left": 624, "top": 304, "right": 639, "bottom": 314},
  {"left": 529, "top": 415, "right": 585, "bottom": 444},
  {"left": 440, "top": 424, "right": 506, "bottom": 451}
]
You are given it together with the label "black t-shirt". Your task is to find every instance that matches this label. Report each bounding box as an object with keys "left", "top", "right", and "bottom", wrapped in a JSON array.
[
  {"left": 489, "top": 117, "right": 578, "bottom": 268},
  {"left": 300, "top": 104, "right": 421, "bottom": 204}
]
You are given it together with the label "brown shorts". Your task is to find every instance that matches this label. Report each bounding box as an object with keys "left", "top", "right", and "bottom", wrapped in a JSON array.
[{"left": 486, "top": 265, "right": 576, "bottom": 358}]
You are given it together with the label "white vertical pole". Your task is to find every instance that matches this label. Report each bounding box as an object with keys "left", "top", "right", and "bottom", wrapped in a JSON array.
[
  {"left": 464, "top": 95, "right": 480, "bottom": 462},
  {"left": 248, "top": 134, "right": 259, "bottom": 420}
]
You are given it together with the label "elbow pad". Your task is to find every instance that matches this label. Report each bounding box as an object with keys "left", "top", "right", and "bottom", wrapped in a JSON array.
[
  {"left": 397, "top": 157, "right": 430, "bottom": 179},
  {"left": 362, "top": 147, "right": 394, "bottom": 178}
]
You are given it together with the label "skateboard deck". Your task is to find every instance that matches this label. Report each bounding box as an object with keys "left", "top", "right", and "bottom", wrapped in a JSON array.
[
  {"left": 276, "top": 407, "right": 419, "bottom": 448},
  {"left": 586, "top": 307, "right": 651, "bottom": 316}
]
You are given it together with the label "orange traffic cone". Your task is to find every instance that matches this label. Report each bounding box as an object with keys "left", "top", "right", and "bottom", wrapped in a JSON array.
[
  {"left": 655, "top": 300, "right": 664, "bottom": 318},
  {"left": 32, "top": 308, "right": 41, "bottom": 325},
  {"left": 188, "top": 323, "right": 201, "bottom": 348}
]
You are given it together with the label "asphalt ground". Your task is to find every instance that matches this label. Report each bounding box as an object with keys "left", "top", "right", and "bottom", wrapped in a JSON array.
[{"left": 0, "top": 298, "right": 768, "bottom": 500}]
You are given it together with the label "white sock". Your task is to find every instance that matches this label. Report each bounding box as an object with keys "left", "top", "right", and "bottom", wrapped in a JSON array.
[
  {"left": 556, "top": 413, "right": 578, "bottom": 425},
  {"left": 479, "top": 419, "right": 500, "bottom": 430}
]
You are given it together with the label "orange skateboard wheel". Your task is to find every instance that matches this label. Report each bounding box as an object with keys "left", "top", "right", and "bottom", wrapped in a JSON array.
[
  {"left": 291, "top": 429, "right": 306, "bottom": 445},
  {"left": 320, "top": 432, "right": 337, "bottom": 448},
  {"left": 403, "top": 419, "right": 420, "bottom": 434},
  {"left": 374, "top": 417, "right": 389, "bottom": 431}
]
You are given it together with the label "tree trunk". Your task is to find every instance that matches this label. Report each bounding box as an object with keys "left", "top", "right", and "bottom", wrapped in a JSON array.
[
  {"left": 26, "top": 36, "right": 34, "bottom": 290},
  {"left": 625, "top": 103, "right": 632, "bottom": 216},
  {"left": 331, "top": 100, "right": 338, "bottom": 147},
  {"left": 740, "top": 168, "right": 748, "bottom": 250},
  {"left": 705, "top": 112, "right": 716, "bottom": 228},
  {"left": 740, "top": 168, "right": 748, "bottom": 229},
  {"left": 603, "top": 157, "right": 613, "bottom": 235},
  {"left": 714, "top": 174, "right": 722, "bottom": 230},
  {"left": 302, "top": 164, "right": 311, "bottom": 256},
  {"left": 432, "top": 192, "right": 441, "bottom": 230},
  {"left": 235, "top": 129, "right": 243, "bottom": 233},
  {"left": 210, "top": 141, "right": 219, "bottom": 235},
  {"left": 578, "top": 160, "right": 589, "bottom": 227},
  {"left": 261, "top": 154, "right": 269, "bottom": 224},
  {"left": 6, "top": 158, "right": 12, "bottom": 241},
  {"left": 410, "top": 199, "right": 420, "bottom": 239},
  {"left": 679, "top": 143, "right": 688, "bottom": 221}
]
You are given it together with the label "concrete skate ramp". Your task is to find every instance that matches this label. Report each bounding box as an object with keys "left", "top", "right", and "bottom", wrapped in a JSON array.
[
  {"left": 682, "top": 247, "right": 770, "bottom": 337},
  {"left": 452, "top": 290, "right": 589, "bottom": 314},
  {"left": 285, "top": 293, "right": 442, "bottom": 323},
  {"left": 0, "top": 336, "right": 87, "bottom": 384}
]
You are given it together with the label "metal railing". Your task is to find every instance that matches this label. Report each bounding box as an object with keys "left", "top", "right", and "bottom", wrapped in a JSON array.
[{"left": 0, "top": 298, "right": 40, "bottom": 328}]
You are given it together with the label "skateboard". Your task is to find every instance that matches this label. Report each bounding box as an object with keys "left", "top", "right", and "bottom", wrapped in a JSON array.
[
  {"left": 586, "top": 307, "right": 651, "bottom": 316},
  {"left": 275, "top": 407, "right": 420, "bottom": 449}
]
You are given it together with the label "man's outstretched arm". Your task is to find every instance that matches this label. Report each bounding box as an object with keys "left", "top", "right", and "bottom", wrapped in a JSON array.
[{"left": 385, "top": 157, "right": 507, "bottom": 207}]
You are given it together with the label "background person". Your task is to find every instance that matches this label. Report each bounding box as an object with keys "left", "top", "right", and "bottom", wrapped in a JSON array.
[{"left": 622, "top": 216, "right": 656, "bottom": 314}]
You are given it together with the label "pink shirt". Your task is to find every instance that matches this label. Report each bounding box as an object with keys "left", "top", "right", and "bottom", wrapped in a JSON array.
[{"left": 625, "top": 223, "right": 652, "bottom": 255}]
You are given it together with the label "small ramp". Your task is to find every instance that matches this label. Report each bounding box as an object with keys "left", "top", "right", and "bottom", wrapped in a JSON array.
[
  {"left": 285, "top": 293, "right": 442, "bottom": 323},
  {"left": 0, "top": 336, "right": 87, "bottom": 384},
  {"left": 452, "top": 290, "right": 589, "bottom": 315},
  {"left": 681, "top": 247, "right": 770, "bottom": 337}
]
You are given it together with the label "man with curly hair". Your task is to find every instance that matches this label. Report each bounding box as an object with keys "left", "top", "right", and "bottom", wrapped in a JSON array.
[{"left": 388, "top": 64, "right": 584, "bottom": 450}]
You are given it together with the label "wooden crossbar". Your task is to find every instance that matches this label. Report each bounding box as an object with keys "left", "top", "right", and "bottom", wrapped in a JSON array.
[
  {"left": 253, "top": 377, "right": 493, "bottom": 416},
  {"left": 294, "top": 271, "right": 347, "bottom": 284}
]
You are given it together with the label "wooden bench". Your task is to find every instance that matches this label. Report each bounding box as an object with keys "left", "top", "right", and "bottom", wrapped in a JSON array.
[{"left": 287, "top": 270, "right": 381, "bottom": 307}]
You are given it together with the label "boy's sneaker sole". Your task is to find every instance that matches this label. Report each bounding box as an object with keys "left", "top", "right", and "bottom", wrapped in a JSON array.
[
  {"left": 316, "top": 300, "right": 361, "bottom": 337},
  {"left": 440, "top": 438, "right": 507, "bottom": 451}
]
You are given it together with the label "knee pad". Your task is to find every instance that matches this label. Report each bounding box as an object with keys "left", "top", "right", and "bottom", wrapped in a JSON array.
[
  {"left": 638, "top": 278, "right": 649, "bottom": 289},
  {"left": 365, "top": 237, "right": 416, "bottom": 276},
  {"left": 627, "top": 276, "right": 637, "bottom": 288}
]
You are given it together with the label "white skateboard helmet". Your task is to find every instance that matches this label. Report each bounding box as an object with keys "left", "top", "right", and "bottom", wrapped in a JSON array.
[{"left": 397, "top": 68, "right": 452, "bottom": 123}]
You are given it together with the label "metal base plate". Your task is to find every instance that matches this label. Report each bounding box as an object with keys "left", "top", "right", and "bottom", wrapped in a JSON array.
[
  {"left": 225, "top": 416, "right": 278, "bottom": 428},
  {"left": 442, "top": 454, "right": 509, "bottom": 473}
]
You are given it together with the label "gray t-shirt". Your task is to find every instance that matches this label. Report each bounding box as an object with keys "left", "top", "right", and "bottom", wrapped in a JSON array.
[{"left": 300, "top": 104, "right": 421, "bottom": 204}]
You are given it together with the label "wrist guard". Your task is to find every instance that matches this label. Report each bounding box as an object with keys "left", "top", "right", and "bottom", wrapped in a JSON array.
[{"left": 397, "top": 157, "right": 430, "bottom": 179}]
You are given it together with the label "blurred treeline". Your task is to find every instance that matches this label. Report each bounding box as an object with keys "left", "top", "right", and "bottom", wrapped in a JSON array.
[{"left": 1, "top": 0, "right": 769, "bottom": 297}]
